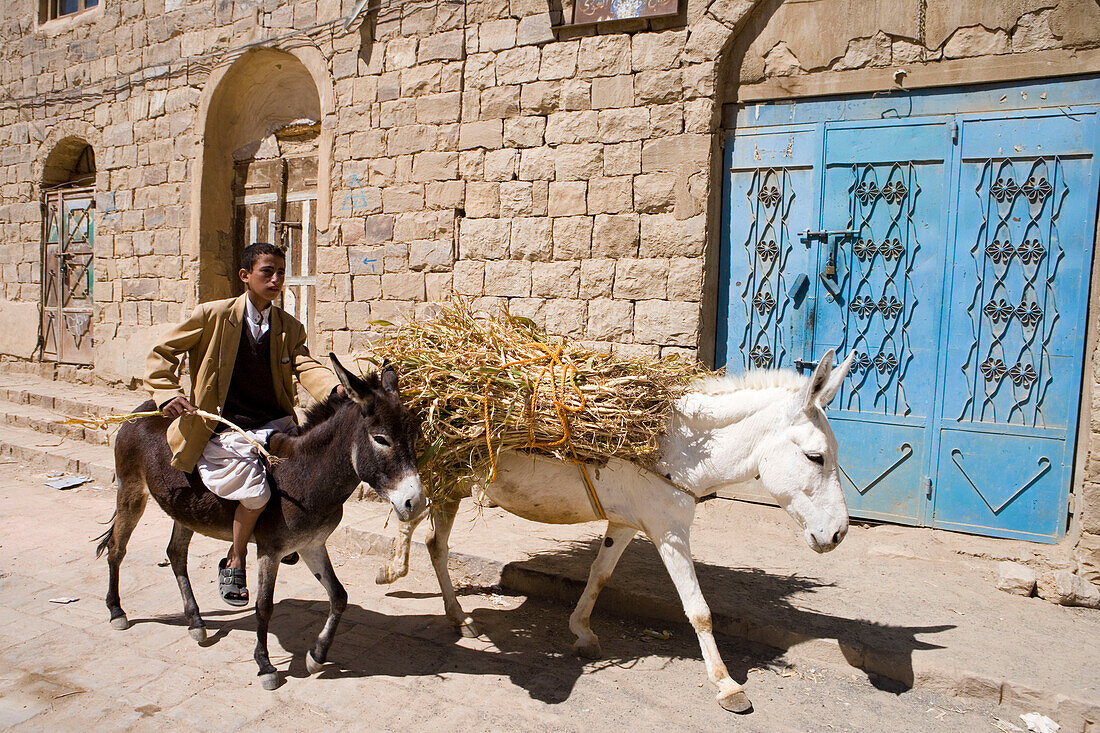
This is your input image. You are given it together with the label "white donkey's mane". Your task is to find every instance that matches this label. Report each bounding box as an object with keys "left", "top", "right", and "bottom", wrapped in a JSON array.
[{"left": 687, "top": 368, "right": 807, "bottom": 396}]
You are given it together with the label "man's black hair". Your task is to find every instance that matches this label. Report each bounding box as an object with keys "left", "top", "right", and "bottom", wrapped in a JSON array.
[{"left": 240, "top": 242, "right": 285, "bottom": 273}]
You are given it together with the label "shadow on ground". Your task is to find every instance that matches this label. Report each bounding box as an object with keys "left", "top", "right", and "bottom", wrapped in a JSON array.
[
  {"left": 498, "top": 536, "right": 955, "bottom": 693},
  {"left": 124, "top": 536, "right": 952, "bottom": 703}
]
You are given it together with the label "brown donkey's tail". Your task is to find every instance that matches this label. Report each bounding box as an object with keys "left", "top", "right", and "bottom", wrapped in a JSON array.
[{"left": 94, "top": 513, "right": 116, "bottom": 559}]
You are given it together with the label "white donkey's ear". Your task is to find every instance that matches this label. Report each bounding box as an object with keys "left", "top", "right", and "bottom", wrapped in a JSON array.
[
  {"left": 799, "top": 349, "right": 835, "bottom": 412},
  {"left": 817, "top": 349, "right": 855, "bottom": 406}
]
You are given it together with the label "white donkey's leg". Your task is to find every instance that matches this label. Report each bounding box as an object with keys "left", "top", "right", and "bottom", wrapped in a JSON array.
[
  {"left": 569, "top": 522, "right": 637, "bottom": 659},
  {"left": 640, "top": 505, "right": 752, "bottom": 714},
  {"left": 375, "top": 512, "right": 424, "bottom": 585},
  {"left": 425, "top": 498, "right": 478, "bottom": 637}
]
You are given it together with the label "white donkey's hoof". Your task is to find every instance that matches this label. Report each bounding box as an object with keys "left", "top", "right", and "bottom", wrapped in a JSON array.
[
  {"left": 306, "top": 651, "right": 324, "bottom": 675},
  {"left": 110, "top": 616, "right": 130, "bottom": 631},
  {"left": 188, "top": 626, "right": 206, "bottom": 643},
  {"left": 259, "top": 673, "right": 279, "bottom": 691},
  {"left": 375, "top": 567, "right": 396, "bottom": 585},
  {"left": 717, "top": 688, "right": 752, "bottom": 713},
  {"left": 572, "top": 638, "right": 602, "bottom": 659},
  {"left": 458, "top": 617, "right": 479, "bottom": 638}
]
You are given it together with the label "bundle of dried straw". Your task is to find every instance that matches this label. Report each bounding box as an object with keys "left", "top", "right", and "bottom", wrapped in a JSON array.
[{"left": 354, "top": 299, "right": 708, "bottom": 502}]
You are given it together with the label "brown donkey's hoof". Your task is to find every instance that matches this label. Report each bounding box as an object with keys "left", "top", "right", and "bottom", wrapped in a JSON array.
[
  {"left": 717, "top": 689, "right": 753, "bottom": 714},
  {"left": 188, "top": 626, "right": 207, "bottom": 643},
  {"left": 259, "top": 673, "right": 279, "bottom": 691},
  {"left": 110, "top": 616, "right": 130, "bottom": 631},
  {"left": 306, "top": 652, "right": 324, "bottom": 675}
]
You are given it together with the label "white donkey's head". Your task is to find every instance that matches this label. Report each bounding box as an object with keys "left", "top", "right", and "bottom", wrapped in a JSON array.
[
  {"left": 754, "top": 350, "right": 855, "bottom": 553},
  {"left": 663, "top": 349, "right": 856, "bottom": 554}
]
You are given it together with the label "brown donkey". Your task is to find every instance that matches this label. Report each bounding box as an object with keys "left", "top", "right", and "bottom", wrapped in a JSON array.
[{"left": 96, "top": 355, "right": 426, "bottom": 689}]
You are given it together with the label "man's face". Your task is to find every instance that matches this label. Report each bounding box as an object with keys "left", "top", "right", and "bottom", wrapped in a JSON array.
[{"left": 239, "top": 252, "right": 285, "bottom": 306}]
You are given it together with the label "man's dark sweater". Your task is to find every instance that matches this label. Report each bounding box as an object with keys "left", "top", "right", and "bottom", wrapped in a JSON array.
[{"left": 219, "top": 328, "right": 290, "bottom": 432}]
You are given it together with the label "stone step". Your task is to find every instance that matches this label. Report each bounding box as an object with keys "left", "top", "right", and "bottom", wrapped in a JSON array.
[
  {"left": 0, "top": 373, "right": 143, "bottom": 452},
  {"left": 0, "top": 397, "right": 111, "bottom": 446},
  {"left": 0, "top": 421, "right": 116, "bottom": 487},
  {"left": 0, "top": 376, "right": 141, "bottom": 421}
]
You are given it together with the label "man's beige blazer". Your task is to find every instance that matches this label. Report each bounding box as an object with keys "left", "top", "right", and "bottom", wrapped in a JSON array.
[{"left": 145, "top": 293, "right": 339, "bottom": 472}]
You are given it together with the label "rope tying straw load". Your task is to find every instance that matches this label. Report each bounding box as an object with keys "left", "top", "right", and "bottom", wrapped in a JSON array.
[{"left": 355, "top": 299, "right": 708, "bottom": 505}]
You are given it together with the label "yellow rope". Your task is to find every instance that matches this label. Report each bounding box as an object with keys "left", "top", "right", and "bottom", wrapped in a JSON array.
[
  {"left": 484, "top": 341, "right": 607, "bottom": 520},
  {"left": 61, "top": 409, "right": 283, "bottom": 465}
]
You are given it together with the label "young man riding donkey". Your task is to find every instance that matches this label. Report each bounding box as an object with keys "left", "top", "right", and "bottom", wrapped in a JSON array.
[
  {"left": 146, "top": 242, "right": 341, "bottom": 606},
  {"left": 98, "top": 242, "right": 427, "bottom": 688}
]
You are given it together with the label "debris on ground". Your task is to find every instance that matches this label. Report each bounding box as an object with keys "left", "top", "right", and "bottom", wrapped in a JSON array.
[
  {"left": 642, "top": 628, "right": 671, "bottom": 640},
  {"left": 48, "top": 597, "right": 79, "bottom": 604},
  {"left": 45, "top": 476, "right": 90, "bottom": 490},
  {"left": 1020, "top": 711, "right": 1060, "bottom": 733}
]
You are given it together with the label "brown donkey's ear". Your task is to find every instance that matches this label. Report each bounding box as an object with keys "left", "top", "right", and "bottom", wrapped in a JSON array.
[
  {"left": 380, "top": 359, "right": 399, "bottom": 393},
  {"left": 330, "top": 353, "right": 373, "bottom": 405}
]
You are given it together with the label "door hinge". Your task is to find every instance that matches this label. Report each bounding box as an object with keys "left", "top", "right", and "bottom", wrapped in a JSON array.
[
  {"left": 924, "top": 477, "right": 933, "bottom": 499},
  {"left": 1068, "top": 493, "right": 1076, "bottom": 515},
  {"left": 950, "top": 118, "right": 958, "bottom": 144}
]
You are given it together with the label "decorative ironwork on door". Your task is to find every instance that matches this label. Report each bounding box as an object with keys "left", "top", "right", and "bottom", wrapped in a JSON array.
[
  {"left": 959, "top": 157, "right": 1062, "bottom": 427},
  {"left": 41, "top": 188, "right": 94, "bottom": 364},
  {"left": 840, "top": 163, "right": 920, "bottom": 418},
  {"left": 739, "top": 168, "right": 798, "bottom": 370}
]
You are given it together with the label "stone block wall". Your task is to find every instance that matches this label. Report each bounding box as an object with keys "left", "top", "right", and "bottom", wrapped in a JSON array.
[
  {"left": 316, "top": 0, "right": 753, "bottom": 360},
  {"left": 2, "top": 0, "right": 1100, "bottom": 569},
  {"left": 728, "top": 0, "right": 1100, "bottom": 98}
]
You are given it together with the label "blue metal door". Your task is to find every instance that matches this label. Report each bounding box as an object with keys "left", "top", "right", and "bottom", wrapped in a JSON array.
[
  {"left": 718, "top": 79, "right": 1099, "bottom": 541},
  {"left": 934, "top": 111, "right": 1099, "bottom": 541},
  {"left": 814, "top": 120, "right": 951, "bottom": 525}
]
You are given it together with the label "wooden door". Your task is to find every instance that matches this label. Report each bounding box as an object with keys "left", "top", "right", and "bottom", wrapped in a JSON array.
[
  {"left": 233, "top": 155, "right": 318, "bottom": 340},
  {"left": 42, "top": 187, "right": 95, "bottom": 364}
]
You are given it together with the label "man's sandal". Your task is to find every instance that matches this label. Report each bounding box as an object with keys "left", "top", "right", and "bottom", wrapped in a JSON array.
[{"left": 218, "top": 558, "right": 249, "bottom": 607}]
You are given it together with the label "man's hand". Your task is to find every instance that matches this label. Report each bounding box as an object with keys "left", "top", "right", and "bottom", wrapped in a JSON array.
[{"left": 161, "top": 396, "right": 196, "bottom": 418}]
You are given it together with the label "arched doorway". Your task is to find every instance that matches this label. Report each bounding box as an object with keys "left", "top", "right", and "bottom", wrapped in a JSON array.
[
  {"left": 41, "top": 139, "right": 96, "bottom": 364},
  {"left": 198, "top": 49, "right": 324, "bottom": 339}
]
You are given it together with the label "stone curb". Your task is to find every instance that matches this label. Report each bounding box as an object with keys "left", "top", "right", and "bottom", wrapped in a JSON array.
[{"left": 331, "top": 523, "right": 1100, "bottom": 731}]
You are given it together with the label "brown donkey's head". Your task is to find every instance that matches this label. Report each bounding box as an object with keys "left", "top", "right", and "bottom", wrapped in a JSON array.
[{"left": 329, "top": 354, "right": 427, "bottom": 522}]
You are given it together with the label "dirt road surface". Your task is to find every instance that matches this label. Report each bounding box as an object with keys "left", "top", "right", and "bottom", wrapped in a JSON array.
[{"left": 0, "top": 462, "right": 1017, "bottom": 731}]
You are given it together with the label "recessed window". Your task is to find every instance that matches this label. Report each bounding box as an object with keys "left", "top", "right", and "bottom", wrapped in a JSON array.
[{"left": 40, "top": 0, "right": 99, "bottom": 23}]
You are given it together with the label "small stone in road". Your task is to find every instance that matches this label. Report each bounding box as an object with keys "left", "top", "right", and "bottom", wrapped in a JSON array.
[
  {"left": 1035, "top": 570, "right": 1100, "bottom": 608},
  {"left": 995, "top": 561, "right": 1037, "bottom": 597}
]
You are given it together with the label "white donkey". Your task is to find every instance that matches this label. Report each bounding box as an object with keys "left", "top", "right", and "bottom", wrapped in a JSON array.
[{"left": 377, "top": 351, "right": 856, "bottom": 713}]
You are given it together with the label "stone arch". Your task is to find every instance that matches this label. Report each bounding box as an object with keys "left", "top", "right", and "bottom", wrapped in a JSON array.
[
  {"left": 683, "top": 0, "right": 769, "bottom": 112},
  {"left": 680, "top": 0, "right": 767, "bottom": 366},
  {"left": 33, "top": 120, "right": 104, "bottom": 196},
  {"left": 189, "top": 43, "right": 335, "bottom": 303}
]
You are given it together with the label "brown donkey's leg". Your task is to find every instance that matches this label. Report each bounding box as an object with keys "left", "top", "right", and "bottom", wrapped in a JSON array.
[
  {"left": 166, "top": 521, "right": 206, "bottom": 642},
  {"left": 253, "top": 552, "right": 281, "bottom": 690},
  {"left": 98, "top": 477, "right": 148, "bottom": 631},
  {"left": 299, "top": 543, "right": 348, "bottom": 675}
]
